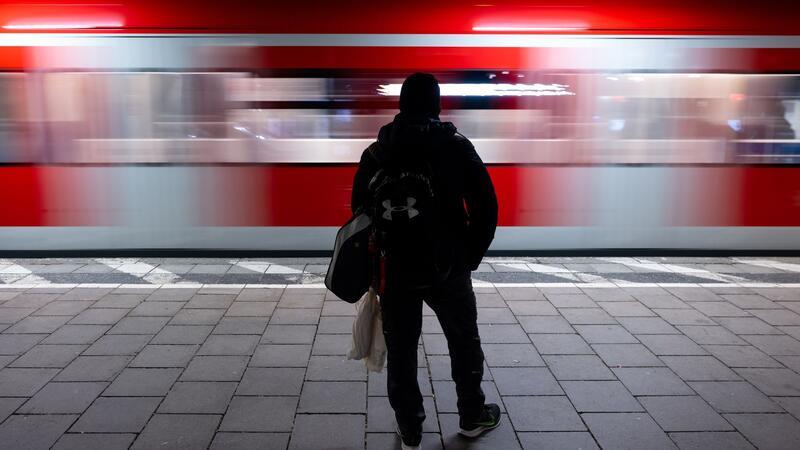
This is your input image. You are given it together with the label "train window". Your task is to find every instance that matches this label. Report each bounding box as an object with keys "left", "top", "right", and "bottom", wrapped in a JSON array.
[
  {"left": 151, "top": 73, "right": 242, "bottom": 140},
  {"left": 1, "top": 71, "right": 798, "bottom": 164}
]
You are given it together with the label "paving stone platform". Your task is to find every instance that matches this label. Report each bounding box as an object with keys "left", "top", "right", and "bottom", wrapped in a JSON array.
[{"left": 0, "top": 257, "right": 799, "bottom": 449}]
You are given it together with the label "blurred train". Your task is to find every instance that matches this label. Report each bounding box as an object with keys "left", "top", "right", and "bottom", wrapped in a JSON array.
[{"left": 1, "top": 1, "right": 800, "bottom": 251}]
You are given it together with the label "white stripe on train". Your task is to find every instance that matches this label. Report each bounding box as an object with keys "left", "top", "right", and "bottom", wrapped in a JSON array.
[{"left": 1, "top": 226, "right": 800, "bottom": 251}]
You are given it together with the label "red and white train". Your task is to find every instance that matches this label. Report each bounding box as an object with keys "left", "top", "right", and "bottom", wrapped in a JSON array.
[{"left": 1, "top": 1, "right": 799, "bottom": 251}]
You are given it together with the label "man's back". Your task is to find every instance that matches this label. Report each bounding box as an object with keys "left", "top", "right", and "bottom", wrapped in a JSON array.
[{"left": 350, "top": 112, "right": 498, "bottom": 280}]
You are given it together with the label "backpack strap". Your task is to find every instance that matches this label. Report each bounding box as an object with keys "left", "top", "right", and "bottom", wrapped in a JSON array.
[
  {"left": 366, "top": 142, "right": 384, "bottom": 165},
  {"left": 366, "top": 142, "right": 388, "bottom": 193}
]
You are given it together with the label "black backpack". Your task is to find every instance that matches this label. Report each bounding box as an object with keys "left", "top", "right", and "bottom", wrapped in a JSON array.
[{"left": 367, "top": 146, "right": 443, "bottom": 294}]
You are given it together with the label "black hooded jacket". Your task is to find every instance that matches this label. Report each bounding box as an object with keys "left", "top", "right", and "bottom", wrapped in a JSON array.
[{"left": 351, "top": 113, "right": 498, "bottom": 273}]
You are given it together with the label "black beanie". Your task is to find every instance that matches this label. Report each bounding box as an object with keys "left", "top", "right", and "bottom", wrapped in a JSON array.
[{"left": 399, "top": 72, "right": 441, "bottom": 116}]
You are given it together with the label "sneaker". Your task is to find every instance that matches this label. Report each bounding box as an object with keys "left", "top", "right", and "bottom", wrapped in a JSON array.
[
  {"left": 396, "top": 424, "right": 422, "bottom": 450},
  {"left": 458, "top": 403, "right": 502, "bottom": 438}
]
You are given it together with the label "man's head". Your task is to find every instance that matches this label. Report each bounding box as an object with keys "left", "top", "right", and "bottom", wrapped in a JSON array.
[{"left": 399, "top": 72, "right": 441, "bottom": 117}]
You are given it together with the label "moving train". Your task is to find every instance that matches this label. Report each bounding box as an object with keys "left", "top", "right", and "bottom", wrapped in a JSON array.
[{"left": 1, "top": 1, "right": 799, "bottom": 251}]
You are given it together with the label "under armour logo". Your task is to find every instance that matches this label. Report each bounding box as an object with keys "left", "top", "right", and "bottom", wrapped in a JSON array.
[{"left": 382, "top": 197, "right": 419, "bottom": 220}]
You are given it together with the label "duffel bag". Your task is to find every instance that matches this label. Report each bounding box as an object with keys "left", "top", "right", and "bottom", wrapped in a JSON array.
[{"left": 325, "top": 212, "right": 372, "bottom": 303}]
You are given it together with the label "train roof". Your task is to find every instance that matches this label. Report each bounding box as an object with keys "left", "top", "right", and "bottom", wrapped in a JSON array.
[{"left": 1, "top": 0, "right": 799, "bottom": 35}]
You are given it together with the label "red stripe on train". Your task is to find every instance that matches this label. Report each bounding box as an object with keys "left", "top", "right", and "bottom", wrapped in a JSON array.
[
  {"left": 2, "top": 165, "right": 799, "bottom": 227},
  {"left": 0, "top": 166, "right": 45, "bottom": 225},
  {"left": 5, "top": 46, "right": 800, "bottom": 71},
  {"left": 2, "top": 2, "right": 800, "bottom": 35},
  {"left": 739, "top": 167, "right": 800, "bottom": 226},
  {"left": 0, "top": 47, "right": 27, "bottom": 69},
  {"left": 243, "top": 47, "right": 800, "bottom": 71}
]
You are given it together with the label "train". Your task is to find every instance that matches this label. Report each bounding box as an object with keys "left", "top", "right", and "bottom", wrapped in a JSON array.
[{"left": 1, "top": 1, "right": 799, "bottom": 251}]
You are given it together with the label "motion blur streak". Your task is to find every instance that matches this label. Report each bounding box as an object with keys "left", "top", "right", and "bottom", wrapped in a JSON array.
[
  {"left": 2, "top": 70, "right": 797, "bottom": 164},
  {"left": 0, "top": 0, "right": 799, "bottom": 250},
  {"left": 377, "top": 83, "right": 576, "bottom": 97}
]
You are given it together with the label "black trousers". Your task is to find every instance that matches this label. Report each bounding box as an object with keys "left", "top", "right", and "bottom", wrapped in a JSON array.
[{"left": 380, "top": 273, "right": 486, "bottom": 432}]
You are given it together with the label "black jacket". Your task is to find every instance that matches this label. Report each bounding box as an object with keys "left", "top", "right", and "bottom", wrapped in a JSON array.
[{"left": 350, "top": 113, "right": 498, "bottom": 272}]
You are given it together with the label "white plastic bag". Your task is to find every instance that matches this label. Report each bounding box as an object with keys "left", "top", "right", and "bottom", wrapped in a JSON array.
[
  {"left": 347, "top": 288, "right": 386, "bottom": 372},
  {"left": 364, "top": 297, "right": 387, "bottom": 373}
]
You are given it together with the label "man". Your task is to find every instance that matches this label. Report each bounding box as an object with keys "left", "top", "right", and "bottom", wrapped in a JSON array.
[{"left": 351, "top": 73, "right": 499, "bottom": 449}]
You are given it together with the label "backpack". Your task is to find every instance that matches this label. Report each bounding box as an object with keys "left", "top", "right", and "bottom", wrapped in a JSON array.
[{"left": 367, "top": 145, "right": 443, "bottom": 294}]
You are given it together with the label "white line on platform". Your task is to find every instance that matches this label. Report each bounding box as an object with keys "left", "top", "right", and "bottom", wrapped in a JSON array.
[
  {"left": 232, "top": 261, "right": 271, "bottom": 273},
  {"left": 608, "top": 257, "right": 750, "bottom": 283},
  {"left": 734, "top": 258, "right": 800, "bottom": 273},
  {"left": 526, "top": 263, "right": 572, "bottom": 273},
  {"left": 243, "top": 284, "right": 291, "bottom": 288},
  {"left": 495, "top": 262, "right": 607, "bottom": 283},
  {"left": 201, "top": 284, "right": 246, "bottom": 289}
]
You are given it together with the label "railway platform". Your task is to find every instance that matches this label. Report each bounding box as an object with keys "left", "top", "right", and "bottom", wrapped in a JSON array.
[{"left": 0, "top": 256, "right": 799, "bottom": 449}]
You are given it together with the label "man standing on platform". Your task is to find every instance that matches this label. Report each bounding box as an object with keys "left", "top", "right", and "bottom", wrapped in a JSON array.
[{"left": 351, "top": 73, "right": 500, "bottom": 449}]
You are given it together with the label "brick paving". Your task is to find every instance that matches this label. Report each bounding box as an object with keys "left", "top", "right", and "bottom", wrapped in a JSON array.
[{"left": 0, "top": 258, "right": 799, "bottom": 448}]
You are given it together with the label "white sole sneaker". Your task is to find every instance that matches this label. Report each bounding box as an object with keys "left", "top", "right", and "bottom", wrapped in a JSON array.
[
  {"left": 458, "top": 419, "right": 501, "bottom": 438},
  {"left": 396, "top": 425, "right": 421, "bottom": 450}
]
